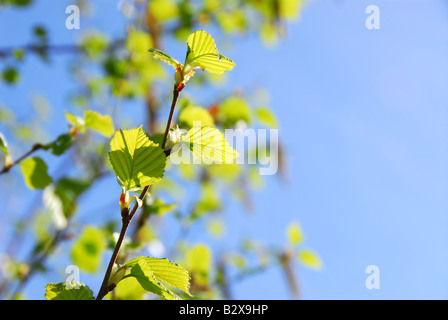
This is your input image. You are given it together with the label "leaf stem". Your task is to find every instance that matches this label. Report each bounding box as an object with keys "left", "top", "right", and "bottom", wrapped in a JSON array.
[{"left": 95, "top": 88, "right": 181, "bottom": 300}]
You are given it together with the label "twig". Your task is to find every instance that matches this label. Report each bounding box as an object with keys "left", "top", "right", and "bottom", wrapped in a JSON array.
[
  {"left": 95, "top": 88, "right": 181, "bottom": 300},
  {"left": 0, "top": 143, "right": 42, "bottom": 175}
]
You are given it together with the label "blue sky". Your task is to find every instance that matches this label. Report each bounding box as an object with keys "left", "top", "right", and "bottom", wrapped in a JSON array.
[{"left": 1, "top": 0, "right": 448, "bottom": 299}]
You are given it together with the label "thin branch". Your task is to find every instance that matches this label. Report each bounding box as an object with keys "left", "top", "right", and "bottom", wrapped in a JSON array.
[
  {"left": 0, "top": 143, "right": 42, "bottom": 175},
  {"left": 95, "top": 88, "right": 181, "bottom": 300}
]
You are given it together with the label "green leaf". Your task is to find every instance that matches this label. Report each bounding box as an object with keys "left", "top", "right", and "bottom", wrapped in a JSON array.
[
  {"left": 54, "top": 178, "right": 91, "bottom": 218},
  {"left": 217, "top": 96, "right": 251, "bottom": 128},
  {"left": 255, "top": 106, "right": 278, "bottom": 128},
  {"left": 44, "top": 134, "right": 73, "bottom": 156},
  {"left": 64, "top": 111, "right": 86, "bottom": 133},
  {"left": 192, "top": 181, "right": 220, "bottom": 219},
  {"left": 81, "top": 31, "right": 108, "bottom": 58},
  {"left": 148, "top": 48, "right": 179, "bottom": 69},
  {"left": 45, "top": 282, "right": 94, "bottom": 300},
  {"left": 84, "top": 110, "right": 115, "bottom": 137},
  {"left": 107, "top": 276, "right": 147, "bottom": 300},
  {"left": 206, "top": 163, "right": 241, "bottom": 184},
  {"left": 71, "top": 226, "right": 106, "bottom": 273},
  {"left": 2, "top": 67, "right": 19, "bottom": 84},
  {"left": 148, "top": 0, "right": 179, "bottom": 21},
  {"left": 181, "top": 126, "right": 238, "bottom": 164},
  {"left": 20, "top": 157, "right": 52, "bottom": 189},
  {"left": 122, "top": 257, "right": 191, "bottom": 299},
  {"left": 287, "top": 222, "right": 304, "bottom": 246},
  {"left": 178, "top": 105, "right": 215, "bottom": 129},
  {"left": 298, "top": 249, "right": 322, "bottom": 270},
  {"left": 185, "top": 244, "right": 212, "bottom": 286},
  {"left": 147, "top": 198, "right": 177, "bottom": 216},
  {"left": 279, "top": 0, "right": 304, "bottom": 20},
  {"left": 109, "top": 127, "right": 166, "bottom": 191},
  {"left": 184, "top": 30, "right": 235, "bottom": 75}
]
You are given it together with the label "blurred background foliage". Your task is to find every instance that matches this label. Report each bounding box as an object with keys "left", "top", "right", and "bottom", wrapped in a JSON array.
[{"left": 0, "top": 0, "right": 322, "bottom": 300}]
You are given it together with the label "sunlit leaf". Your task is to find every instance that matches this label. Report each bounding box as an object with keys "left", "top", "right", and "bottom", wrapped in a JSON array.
[
  {"left": 80, "top": 31, "right": 108, "bottom": 58},
  {"left": 298, "top": 249, "right": 322, "bottom": 270},
  {"left": 184, "top": 30, "right": 235, "bottom": 75},
  {"left": 148, "top": 0, "right": 179, "bottom": 21},
  {"left": 107, "top": 276, "right": 146, "bottom": 300},
  {"left": 178, "top": 105, "right": 215, "bottom": 129},
  {"left": 64, "top": 111, "right": 86, "bottom": 133},
  {"left": 45, "top": 282, "right": 94, "bottom": 300},
  {"left": 217, "top": 96, "right": 251, "bottom": 128},
  {"left": 192, "top": 181, "right": 221, "bottom": 219},
  {"left": 148, "top": 48, "right": 179, "bottom": 69},
  {"left": 181, "top": 126, "right": 238, "bottom": 164},
  {"left": 121, "top": 256, "right": 191, "bottom": 299},
  {"left": 287, "top": 222, "right": 304, "bottom": 246},
  {"left": 185, "top": 244, "right": 212, "bottom": 286},
  {"left": 84, "top": 110, "right": 115, "bottom": 137},
  {"left": 255, "top": 106, "right": 278, "bottom": 128},
  {"left": 71, "top": 226, "right": 106, "bottom": 273},
  {"left": 109, "top": 127, "right": 166, "bottom": 191},
  {"left": 147, "top": 198, "right": 177, "bottom": 216},
  {"left": 20, "top": 157, "right": 52, "bottom": 189}
]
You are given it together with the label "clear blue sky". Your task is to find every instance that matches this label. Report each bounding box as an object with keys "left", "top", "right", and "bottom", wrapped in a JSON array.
[{"left": 1, "top": 0, "right": 447, "bottom": 299}]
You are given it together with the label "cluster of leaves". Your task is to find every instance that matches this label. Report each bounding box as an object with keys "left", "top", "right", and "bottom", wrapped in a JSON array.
[{"left": 0, "top": 0, "right": 319, "bottom": 301}]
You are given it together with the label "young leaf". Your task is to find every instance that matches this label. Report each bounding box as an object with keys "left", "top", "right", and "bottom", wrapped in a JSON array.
[
  {"left": 123, "top": 257, "right": 191, "bottom": 297},
  {"left": 71, "top": 226, "right": 106, "bottom": 273},
  {"left": 217, "top": 96, "right": 251, "bottom": 128},
  {"left": 84, "top": 110, "right": 115, "bottom": 137},
  {"left": 125, "top": 259, "right": 180, "bottom": 300},
  {"left": 255, "top": 106, "right": 278, "bottom": 128},
  {"left": 287, "top": 222, "right": 304, "bottom": 246},
  {"left": 45, "top": 282, "right": 94, "bottom": 300},
  {"left": 43, "top": 133, "right": 73, "bottom": 156},
  {"left": 147, "top": 198, "right": 177, "bottom": 216},
  {"left": 184, "top": 30, "right": 235, "bottom": 75},
  {"left": 121, "top": 257, "right": 191, "bottom": 299},
  {"left": 185, "top": 244, "right": 212, "bottom": 286},
  {"left": 181, "top": 126, "right": 238, "bottom": 164},
  {"left": 64, "top": 111, "right": 86, "bottom": 134},
  {"left": 20, "top": 157, "right": 52, "bottom": 189},
  {"left": 109, "top": 127, "right": 166, "bottom": 191},
  {"left": 149, "top": 30, "right": 235, "bottom": 90},
  {"left": 148, "top": 48, "right": 180, "bottom": 69},
  {"left": 192, "top": 181, "right": 221, "bottom": 219},
  {"left": 178, "top": 105, "right": 215, "bottom": 129},
  {"left": 298, "top": 249, "right": 322, "bottom": 270}
]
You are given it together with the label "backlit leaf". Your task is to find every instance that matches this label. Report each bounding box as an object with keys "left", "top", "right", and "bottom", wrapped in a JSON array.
[
  {"left": 287, "top": 222, "right": 304, "bottom": 246},
  {"left": 45, "top": 282, "right": 94, "bottom": 300},
  {"left": 108, "top": 127, "right": 166, "bottom": 191},
  {"left": 84, "top": 110, "right": 115, "bottom": 137},
  {"left": 298, "top": 249, "right": 322, "bottom": 270},
  {"left": 20, "top": 157, "right": 52, "bottom": 189},
  {"left": 184, "top": 30, "right": 235, "bottom": 75},
  {"left": 71, "top": 226, "right": 106, "bottom": 273},
  {"left": 121, "top": 256, "right": 191, "bottom": 299},
  {"left": 148, "top": 48, "right": 179, "bottom": 69},
  {"left": 181, "top": 126, "right": 238, "bottom": 164}
]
